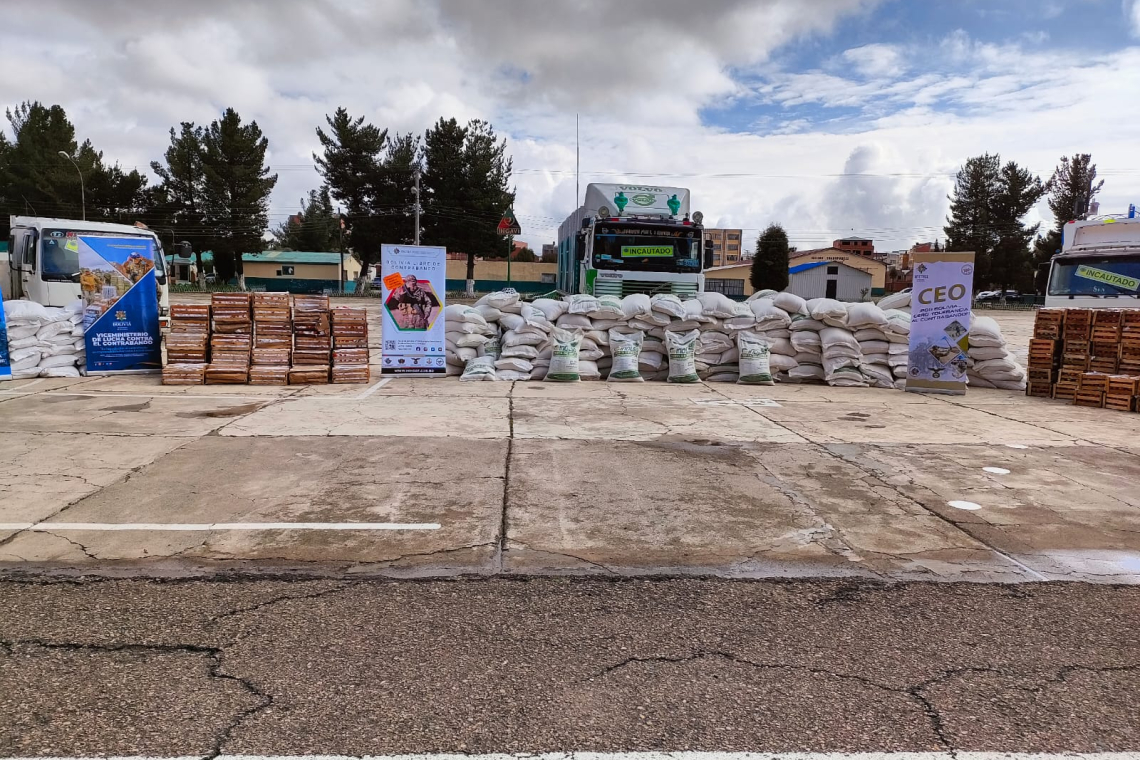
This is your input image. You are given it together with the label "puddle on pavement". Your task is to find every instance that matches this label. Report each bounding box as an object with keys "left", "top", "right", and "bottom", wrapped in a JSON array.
[
  {"left": 101, "top": 401, "right": 152, "bottom": 413},
  {"left": 177, "top": 402, "right": 264, "bottom": 418}
]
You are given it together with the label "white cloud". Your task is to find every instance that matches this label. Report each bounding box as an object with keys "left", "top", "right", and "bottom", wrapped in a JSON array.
[
  {"left": 1129, "top": 0, "right": 1140, "bottom": 35},
  {"left": 0, "top": 1, "right": 1138, "bottom": 254}
]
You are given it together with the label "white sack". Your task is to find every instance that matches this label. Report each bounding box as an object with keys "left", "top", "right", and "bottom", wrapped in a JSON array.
[{"left": 772, "top": 291, "right": 809, "bottom": 316}]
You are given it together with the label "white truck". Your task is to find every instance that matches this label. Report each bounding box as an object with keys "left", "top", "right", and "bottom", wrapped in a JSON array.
[
  {"left": 4, "top": 216, "right": 171, "bottom": 327},
  {"left": 557, "top": 184, "right": 713, "bottom": 298},
  {"left": 1045, "top": 213, "right": 1140, "bottom": 309}
]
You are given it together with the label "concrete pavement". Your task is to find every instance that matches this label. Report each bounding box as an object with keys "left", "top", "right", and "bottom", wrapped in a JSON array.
[
  {"left": 1, "top": 578, "right": 1138, "bottom": 755},
  {"left": 1, "top": 367, "right": 1139, "bottom": 581}
]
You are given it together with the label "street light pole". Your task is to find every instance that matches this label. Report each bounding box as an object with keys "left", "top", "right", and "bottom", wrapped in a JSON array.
[
  {"left": 57, "top": 151, "right": 84, "bottom": 221},
  {"left": 413, "top": 166, "right": 421, "bottom": 246}
]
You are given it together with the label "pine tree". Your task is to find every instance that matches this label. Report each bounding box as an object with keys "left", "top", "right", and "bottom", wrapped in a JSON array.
[
  {"left": 372, "top": 132, "right": 422, "bottom": 249},
  {"left": 314, "top": 108, "right": 386, "bottom": 281},
  {"left": 1033, "top": 154, "right": 1104, "bottom": 267},
  {"left": 1, "top": 101, "right": 148, "bottom": 233},
  {"left": 750, "top": 223, "right": 790, "bottom": 292},
  {"left": 200, "top": 108, "right": 278, "bottom": 286},
  {"left": 150, "top": 123, "right": 206, "bottom": 270},
  {"left": 989, "top": 161, "right": 1044, "bottom": 294},
  {"left": 273, "top": 186, "right": 340, "bottom": 252},
  {"left": 944, "top": 154, "right": 1001, "bottom": 286},
  {"left": 422, "top": 117, "right": 470, "bottom": 256}
]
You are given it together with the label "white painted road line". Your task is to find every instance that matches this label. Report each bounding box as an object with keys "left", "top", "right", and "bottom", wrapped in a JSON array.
[
  {"left": 0, "top": 521, "right": 441, "bottom": 532},
  {"left": 357, "top": 377, "right": 392, "bottom": 398},
  {"left": 3, "top": 753, "right": 1138, "bottom": 760}
]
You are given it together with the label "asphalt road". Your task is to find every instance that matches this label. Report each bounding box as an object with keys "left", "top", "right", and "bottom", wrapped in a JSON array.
[{"left": 2, "top": 577, "right": 1138, "bottom": 756}]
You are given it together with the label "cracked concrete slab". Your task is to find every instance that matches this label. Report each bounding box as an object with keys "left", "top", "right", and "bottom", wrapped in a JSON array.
[
  {"left": 512, "top": 396, "right": 808, "bottom": 442},
  {"left": 503, "top": 440, "right": 1032, "bottom": 581},
  {"left": 829, "top": 443, "right": 1140, "bottom": 582},
  {"left": 0, "top": 432, "right": 189, "bottom": 543},
  {"left": 0, "top": 436, "right": 505, "bottom": 575},
  {"left": 219, "top": 395, "right": 511, "bottom": 438},
  {"left": 0, "top": 393, "right": 268, "bottom": 437}
]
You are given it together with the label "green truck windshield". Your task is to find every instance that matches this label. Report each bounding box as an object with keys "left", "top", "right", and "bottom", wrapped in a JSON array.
[{"left": 593, "top": 225, "right": 700, "bottom": 273}]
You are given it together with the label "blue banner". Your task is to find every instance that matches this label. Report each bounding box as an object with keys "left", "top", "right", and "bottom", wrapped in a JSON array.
[
  {"left": 79, "top": 235, "right": 161, "bottom": 373},
  {"left": 0, "top": 288, "right": 11, "bottom": 380}
]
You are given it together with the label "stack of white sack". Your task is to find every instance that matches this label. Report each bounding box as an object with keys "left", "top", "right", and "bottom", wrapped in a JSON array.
[
  {"left": 3, "top": 299, "right": 86, "bottom": 379},
  {"left": 444, "top": 299, "right": 502, "bottom": 377},
  {"left": 967, "top": 315, "right": 1026, "bottom": 390},
  {"left": 766, "top": 292, "right": 812, "bottom": 382},
  {"left": 805, "top": 298, "right": 862, "bottom": 387},
  {"left": 846, "top": 302, "right": 894, "bottom": 389},
  {"left": 884, "top": 309, "right": 912, "bottom": 390},
  {"left": 877, "top": 290, "right": 911, "bottom": 314},
  {"left": 691, "top": 291, "right": 749, "bottom": 382},
  {"left": 639, "top": 294, "right": 689, "bottom": 381}
]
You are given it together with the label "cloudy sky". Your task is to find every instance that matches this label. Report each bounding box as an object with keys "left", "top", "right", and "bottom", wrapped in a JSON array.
[{"left": 3, "top": 0, "right": 1140, "bottom": 252}]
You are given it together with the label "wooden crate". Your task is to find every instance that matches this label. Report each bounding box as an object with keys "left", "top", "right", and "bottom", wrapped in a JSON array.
[
  {"left": 1028, "top": 339, "right": 1059, "bottom": 368},
  {"left": 1120, "top": 350, "right": 1140, "bottom": 375},
  {"left": 1073, "top": 389, "right": 1105, "bottom": 408},
  {"left": 1089, "top": 345, "right": 1119, "bottom": 373},
  {"left": 1053, "top": 383, "right": 1078, "bottom": 402},
  {"left": 1027, "top": 367, "right": 1056, "bottom": 385},
  {"left": 1058, "top": 367, "right": 1084, "bottom": 386},
  {"left": 1104, "top": 375, "right": 1140, "bottom": 412},
  {"left": 1064, "top": 308, "right": 1092, "bottom": 340},
  {"left": 1062, "top": 340, "right": 1090, "bottom": 369},
  {"left": 1026, "top": 380, "right": 1053, "bottom": 398},
  {"left": 1033, "top": 309, "right": 1065, "bottom": 340},
  {"left": 1079, "top": 372, "right": 1109, "bottom": 391}
]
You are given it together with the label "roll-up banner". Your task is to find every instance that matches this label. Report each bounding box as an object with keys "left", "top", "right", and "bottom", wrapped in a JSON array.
[
  {"left": 906, "top": 251, "right": 976, "bottom": 395},
  {"left": 79, "top": 235, "right": 162, "bottom": 374},
  {"left": 379, "top": 244, "right": 447, "bottom": 376},
  {"left": 0, "top": 288, "right": 11, "bottom": 380}
]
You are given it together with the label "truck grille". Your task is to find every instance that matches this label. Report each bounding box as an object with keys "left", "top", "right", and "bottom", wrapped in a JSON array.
[{"left": 594, "top": 279, "right": 699, "bottom": 298}]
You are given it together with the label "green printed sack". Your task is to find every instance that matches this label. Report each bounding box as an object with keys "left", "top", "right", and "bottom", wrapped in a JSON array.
[
  {"left": 666, "top": 329, "right": 700, "bottom": 384},
  {"left": 737, "top": 331, "right": 775, "bottom": 385},
  {"left": 606, "top": 330, "right": 645, "bottom": 382},
  {"left": 545, "top": 327, "right": 584, "bottom": 382}
]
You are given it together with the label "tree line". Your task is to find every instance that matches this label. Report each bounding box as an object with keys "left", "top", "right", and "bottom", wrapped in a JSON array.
[
  {"left": 0, "top": 101, "right": 514, "bottom": 285},
  {"left": 746, "top": 152, "right": 1105, "bottom": 296}
]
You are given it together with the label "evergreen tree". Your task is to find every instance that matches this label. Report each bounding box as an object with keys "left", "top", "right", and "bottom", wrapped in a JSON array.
[
  {"left": 372, "top": 132, "right": 422, "bottom": 249},
  {"left": 462, "top": 119, "right": 514, "bottom": 263},
  {"left": 944, "top": 154, "right": 1001, "bottom": 286},
  {"left": 1, "top": 101, "right": 149, "bottom": 233},
  {"left": 314, "top": 108, "right": 386, "bottom": 280},
  {"left": 421, "top": 117, "right": 470, "bottom": 256},
  {"left": 1033, "top": 153, "right": 1104, "bottom": 266},
  {"left": 273, "top": 186, "right": 341, "bottom": 252},
  {"left": 150, "top": 122, "right": 206, "bottom": 270},
  {"left": 750, "top": 223, "right": 790, "bottom": 292},
  {"left": 945, "top": 154, "right": 1043, "bottom": 293},
  {"left": 200, "top": 108, "right": 278, "bottom": 285},
  {"left": 990, "top": 161, "right": 1044, "bottom": 294}
]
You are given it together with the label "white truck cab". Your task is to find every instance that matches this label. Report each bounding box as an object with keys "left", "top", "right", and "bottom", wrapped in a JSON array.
[
  {"left": 4, "top": 216, "right": 170, "bottom": 326},
  {"left": 1045, "top": 214, "right": 1140, "bottom": 309}
]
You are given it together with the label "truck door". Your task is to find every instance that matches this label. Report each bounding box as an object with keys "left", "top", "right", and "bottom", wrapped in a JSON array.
[{"left": 18, "top": 231, "right": 39, "bottom": 301}]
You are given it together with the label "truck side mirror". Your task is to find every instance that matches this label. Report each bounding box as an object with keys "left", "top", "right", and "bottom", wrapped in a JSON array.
[{"left": 703, "top": 240, "right": 715, "bottom": 269}]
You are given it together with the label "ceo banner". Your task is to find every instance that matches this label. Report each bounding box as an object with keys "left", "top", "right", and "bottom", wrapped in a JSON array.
[
  {"left": 380, "top": 244, "right": 447, "bottom": 376},
  {"left": 79, "top": 235, "right": 162, "bottom": 374},
  {"left": 906, "top": 251, "right": 975, "bottom": 396}
]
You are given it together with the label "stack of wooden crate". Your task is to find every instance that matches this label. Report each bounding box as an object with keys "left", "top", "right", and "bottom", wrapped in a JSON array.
[
  {"left": 211, "top": 293, "right": 253, "bottom": 334},
  {"left": 163, "top": 303, "right": 211, "bottom": 384},
  {"left": 1051, "top": 367, "right": 1082, "bottom": 402},
  {"left": 1121, "top": 310, "right": 1140, "bottom": 375},
  {"left": 331, "top": 307, "right": 370, "bottom": 384},
  {"left": 206, "top": 333, "right": 252, "bottom": 384},
  {"left": 1089, "top": 310, "right": 1122, "bottom": 373},
  {"left": 250, "top": 292, "right": 292, "bottom": 385},
  {"left": 290, "top": 295, "right": 331, "bottom": 383}
]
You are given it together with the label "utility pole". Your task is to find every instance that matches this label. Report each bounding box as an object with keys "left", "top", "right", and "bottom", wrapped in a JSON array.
[{"left": 413, "top": 166, "right": 421, "bottom": 246}]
